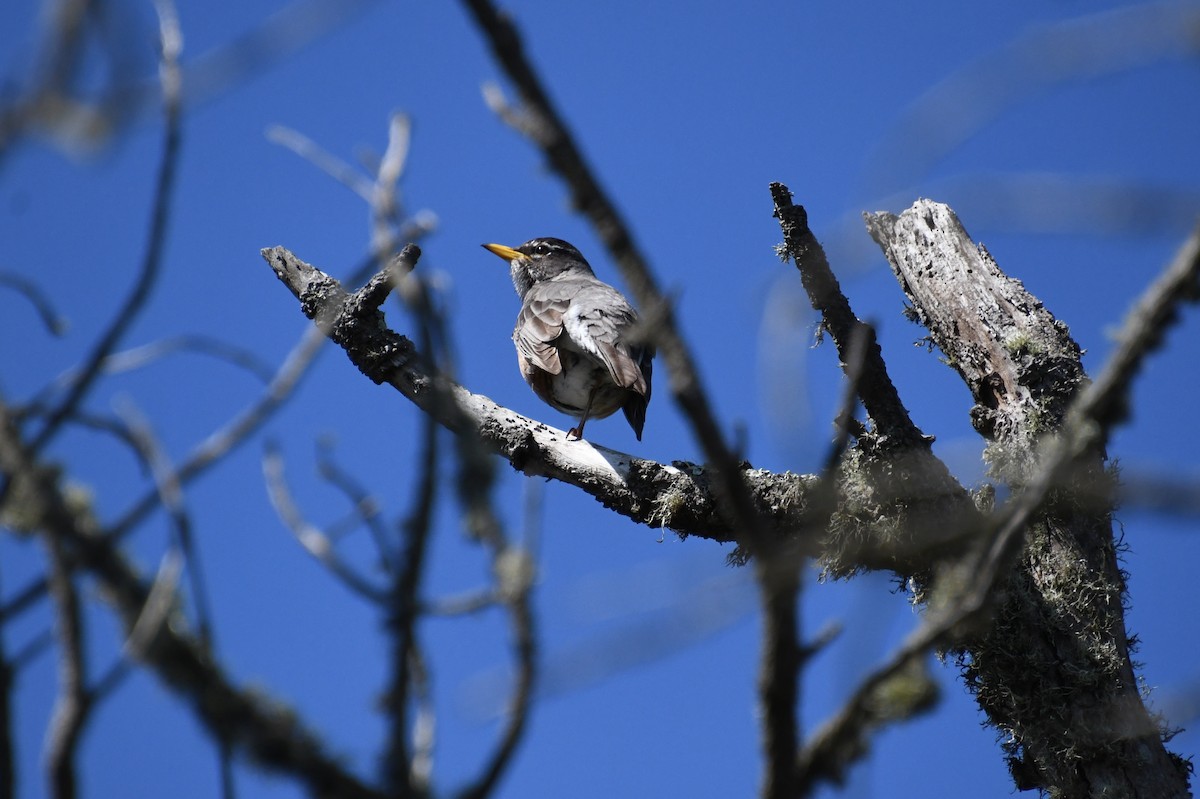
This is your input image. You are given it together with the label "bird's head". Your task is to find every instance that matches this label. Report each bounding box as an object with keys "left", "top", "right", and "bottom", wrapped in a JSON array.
[{"left": 483, "top": 237, "right": 594, "bottom": 297}]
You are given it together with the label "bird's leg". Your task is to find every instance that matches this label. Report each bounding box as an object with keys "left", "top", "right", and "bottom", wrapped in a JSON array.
[{"left": 568, "top": 390, "right": 597, "bottom": 441}]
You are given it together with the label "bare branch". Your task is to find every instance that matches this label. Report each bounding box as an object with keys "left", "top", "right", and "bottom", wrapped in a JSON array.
[
  {"left": 453, "top": 474, "right": 536, "bottom": 799},
  {"left": 1117, "top": 468, "right": 1200, "bottom": 517},
  {"left": 116, "top": 399, "right": 213, "bottom": 646},
  {"left": 381, "top": 408, "right": 440, "bottom": 795},
  {"left": 796, "top": 654, "right": 938, "bottom": 793},
  {"left": 9, "top": 630, "right": 54, "bottom": 672},
  {"left": 770, "top": 186, "right": 978, "bottom": 576},
  {"left": 42, "top": 527, "right": 86, "bottom": 799},
  {"left": 267, "top": 124, "right": 376, "bottom": 202},
  {"left": 407, "top": 646, "right": 436, "bottom": 793},
  {"left": 1, "top": 324, "right": 329, "bottom": 636},
  {"left": 179, "top": 0, "right": 380, "bottom": 114},
  {"left": 0, "top": 272, "right": 69, "bottom": 336},
  {"left": 770, "top": 183, "right": 930, "bottom": 451},
  {"left": 109, "top": 323, "right": 327, "bottom": 540},
  {"left": 757, "top": 559, "right": 800, "bottom": 799},
  {"left": 261, "top": 244, "right": 826, "bottom": 548},
  {"left": 1070, "top": 220, "right": 1200, "bottom": 448},
  {"left": 371, "top": 112, "right": 413, "bottom": 258},
  {"left": 22, "top": 0, "right": 185, "bottom": 462},
  {"left": 315, "top": 439, "right": 395, "bottom": 572},
  {"left": 262, "top": 442, "right": 388, "bottom": 604},
  {"left": 0, "top": 401, "right": 388, "bottom": 799},
  {"left": 51, "top": 335, "right": 278, "bottom": 391},
  {"left": 1, "top": 0, "right": 379, "bottom": 157},
  {"left": 865, "top": 200, "right": 1197, "bottom": 796},
  {"left": 421, "top": 590, "right": 498, "bottom": 618},
  {"left": 456, "top": 545, "right": 536, "bottom": 799}
]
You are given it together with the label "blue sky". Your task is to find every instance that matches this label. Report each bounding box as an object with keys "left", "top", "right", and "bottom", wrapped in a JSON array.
[{"left": 2, "top": 1, "right": 1199, "bottom": 797}]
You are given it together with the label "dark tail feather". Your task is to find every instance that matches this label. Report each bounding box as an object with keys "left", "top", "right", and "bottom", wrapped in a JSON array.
[
  {"left": 622, "top": 396, "right": 647, "bottom": 440},
  {"left": 622, "top": 350, "right": 653, "bottom": 440}
]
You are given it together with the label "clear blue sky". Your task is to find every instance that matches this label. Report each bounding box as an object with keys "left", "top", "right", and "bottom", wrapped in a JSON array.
[{"left": 2, "top": 1, "right": 1199, "bottom": 797}]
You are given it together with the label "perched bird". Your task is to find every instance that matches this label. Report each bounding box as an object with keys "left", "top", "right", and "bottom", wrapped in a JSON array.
[{"left": 482, "top": 237, "right": 654, "bottom": 441}]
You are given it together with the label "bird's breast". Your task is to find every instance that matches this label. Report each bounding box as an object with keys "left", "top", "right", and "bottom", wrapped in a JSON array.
[{"left": 521, "top": 346, "right": 627, "bottom": 420}]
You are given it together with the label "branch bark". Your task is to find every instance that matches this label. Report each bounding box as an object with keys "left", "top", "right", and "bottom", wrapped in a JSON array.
[
  {"left": 261, "top": 245, "right": 809, "bottom": 544},
  {"left": 261, "top": 244, "right": 981, "bottom": 578},
  {"left": 866, "top": 200, "right": 1194, "bottom": 798}
]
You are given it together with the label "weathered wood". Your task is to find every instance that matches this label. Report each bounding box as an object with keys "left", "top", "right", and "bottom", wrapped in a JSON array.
[{"left": 867, "top": 201, "right": 1191, "bottom": 798}]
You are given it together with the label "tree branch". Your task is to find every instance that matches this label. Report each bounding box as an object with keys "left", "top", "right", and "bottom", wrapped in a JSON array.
[
  {"left": 23, "top": 0, "right": 184, "bottom": 461},
  {"left": 865, "top": 199, "right": 1196, "bottom": 797},
  {"left": 42, "top": 526, "right": 86, "bottom": 799},
  {"left": 260, "top": 245, "right": 827, "bottom": 548},
  {"left": 0, "top": 402, "right": 388, "bottom": 799},
  {"left": 461, "top": 0, "right": 765, "bottom": 550},
  {"left": 770, "top": 185, "right": 978, "bottom": 579}
]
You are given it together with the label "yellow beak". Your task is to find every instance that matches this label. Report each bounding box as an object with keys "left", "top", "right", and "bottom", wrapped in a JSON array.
[{"left": 482, "top": 243, "right": 522, "bottom": 262}]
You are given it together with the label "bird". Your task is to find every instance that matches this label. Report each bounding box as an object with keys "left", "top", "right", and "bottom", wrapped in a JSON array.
[{"left": 482, "top": 237, "right": 654, "bottom": 441}]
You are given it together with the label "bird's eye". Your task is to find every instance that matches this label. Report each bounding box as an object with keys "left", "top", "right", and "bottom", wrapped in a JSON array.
[{"left": 534, "top": 244, "right": 548, "bottom": 255}]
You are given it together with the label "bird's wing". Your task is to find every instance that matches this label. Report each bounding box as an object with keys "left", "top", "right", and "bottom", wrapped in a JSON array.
[
  {"left": 563, "top": 283, "right": 651, "bottom": 396},
  {"left": 513, "top": 288, "right": 570, "bottom": 375}
]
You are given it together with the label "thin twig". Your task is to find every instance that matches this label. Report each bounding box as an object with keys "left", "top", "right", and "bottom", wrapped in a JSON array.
[
  {"left": 108, "top": 323, "right": 327, "bottom": 540},
  {"left": 84, "top": 335, "right": 276, "bottom": 383},
  {"left": 457, "top": 552, "right": 536, "bottom": 799},
  {"left": 371, "top": 111, "right": 412, "bottom": 258},
  {"left": 381, "top": 408, "right": 440, "bottom": 795},
  {"left": 10, "top": 630, "right": 55, "bottom": 670},
  {"left": 116, "top": 400, "right": 213, "bottom": 646},
  {"left": 1071, "top": 220, "right": 1200, "bottom": 446},
  {"left": 23, "top": 0, "right": 184, "bottom": 462},
  {"left": 0, "top": 272, "right": 69, "bottom": 336},
  {"left": 267, "top": 124, "right": 376, "bottom": 201},
  {"left": 315, "top": 440, "right": 394, "bottom": 572},
  {"left": 421, "top": 590, "right": 498, "bottom": 617},
  {"left": 262, "top": 442, "right": 388, "bottom": 604},
  {"left": 0, "top": 400, "right": 388, "bottom": 799},
  {"left": 34, "top": 336, "right": 278, "bottom": 413},
  {"left": 122, "top": 548, "right": 184, "bottom": 661},
  {"left": 11, "top": 410, "right": 146, "bottom": 476}
]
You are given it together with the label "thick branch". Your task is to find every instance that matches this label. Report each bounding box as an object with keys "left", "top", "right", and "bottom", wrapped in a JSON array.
[
  {"left": 866, "top": 200, "right": 1194, "bottom": 798},
  {"left": 771, "top": 183, "right": 927, "bottom": 449},
  {"left": 866, "top": 202, "right": 1085, "bottom": 477},
  {"left": 769, "top": 186, "right": 979, "bottom": 578},
  {"left": 261, "top": 245, "right": 818, "bottom": 544}
]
